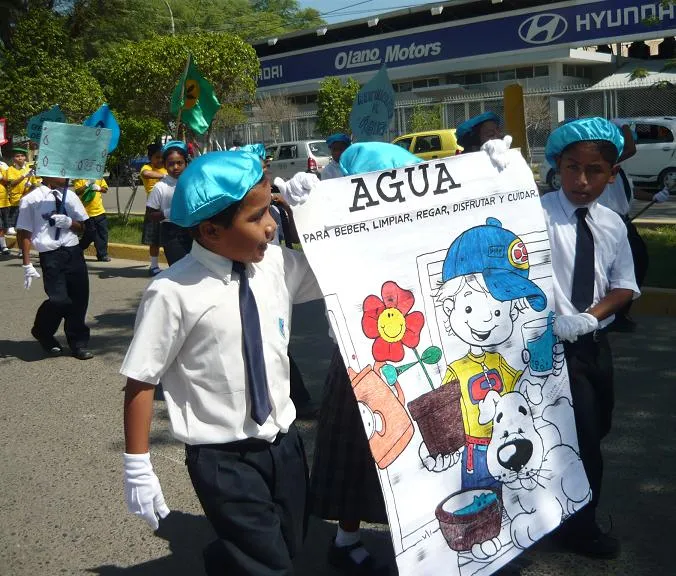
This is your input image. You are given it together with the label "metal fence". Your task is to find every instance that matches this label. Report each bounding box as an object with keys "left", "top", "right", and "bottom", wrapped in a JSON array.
[{"left": 215, "top": 80, "right": 676, "bottom": 162}]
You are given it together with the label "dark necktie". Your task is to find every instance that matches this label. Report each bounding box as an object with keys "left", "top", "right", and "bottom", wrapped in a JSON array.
[
  {"left": 571, "top": 207, "right": 595, "bottom": 312},
  {"left": 52, "top": 190, "right": 63, "bottom": 241},
  {"left": 232, "top": 261, "right": 272, "bottom": 425}
]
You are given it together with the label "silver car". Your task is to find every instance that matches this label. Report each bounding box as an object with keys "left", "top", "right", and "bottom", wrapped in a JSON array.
[{"left": 265, "top": 140, "right": 331, "bottom": 181}]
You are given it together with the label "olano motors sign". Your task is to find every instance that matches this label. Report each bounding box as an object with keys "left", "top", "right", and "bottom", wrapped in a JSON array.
[{"left": 258, "top": 0, "right": 676, "bottom": 88}]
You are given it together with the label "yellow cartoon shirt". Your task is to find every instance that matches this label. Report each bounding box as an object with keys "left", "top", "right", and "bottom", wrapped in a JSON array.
[
  {"left": 73, "top": 179, "right": 107, "bottom": 218},
  {"left": 442, "top": 351, "right": 521, "bottom": 439},
  {"left": 140, "top": 164, "right": 167, "bottom": 195},
  {"left": 0, "top": 163, "right": 9, "bottom": 208},
  {"left": 6, "top": 165, "right": 40, "bottom": 206}
]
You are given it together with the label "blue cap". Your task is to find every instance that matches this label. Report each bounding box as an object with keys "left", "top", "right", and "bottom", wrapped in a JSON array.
[
  {"left": 162, "top": 140, "right": 188, "bottom": 157},
  {"left": 441, "top": 217, "right": 546, "bottom": 312},
  {"left": 239, "top": 143, "right": 266, "bottom": 158},
  {"left": 339, "top": 142, "right": 421, "bottom": 176},
  {"left": 326, "top": 133, "right": 351, "bottom": 147},
  {"left": 170, "top": 151, "right": 264, "bottom": 227},
  {"left": 545, "top": 117, "right": 624, "bottom": 166},
  {"left": 456, "top": 112, "right": 500, "bottom": 148}
]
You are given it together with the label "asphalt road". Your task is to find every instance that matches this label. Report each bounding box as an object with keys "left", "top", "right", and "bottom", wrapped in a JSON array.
[{"left": 0, "top": 254, "right": 673, "bottom": 575}]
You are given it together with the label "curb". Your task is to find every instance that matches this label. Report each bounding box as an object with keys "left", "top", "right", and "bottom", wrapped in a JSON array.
[
  {"left": 632, "top": 287, "right": 676, "bottom": 317},
  {"left": 4, "top": 235, "right": 167, "bottom": 264}
]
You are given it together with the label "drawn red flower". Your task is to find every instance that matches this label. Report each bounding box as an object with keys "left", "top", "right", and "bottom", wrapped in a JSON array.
[{"left": 362, "top": 281, "right": 425, "bottom": 362}]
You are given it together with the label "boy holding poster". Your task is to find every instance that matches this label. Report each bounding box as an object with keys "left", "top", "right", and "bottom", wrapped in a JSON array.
[
  {"left": 543, "top": 118, "right": 639, "bottom": 559},
  {"left": 121, "top": 152, "right": 321, "bottom": 576}
]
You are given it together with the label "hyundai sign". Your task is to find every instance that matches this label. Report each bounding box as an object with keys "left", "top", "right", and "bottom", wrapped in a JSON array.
[{"left": 259, "top": 0, "right": 676, "bottom": 88}]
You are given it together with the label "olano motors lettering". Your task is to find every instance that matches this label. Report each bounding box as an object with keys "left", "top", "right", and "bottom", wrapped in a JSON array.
[{"left": 335, "top": 41, "right": 441, "bottom": 71}]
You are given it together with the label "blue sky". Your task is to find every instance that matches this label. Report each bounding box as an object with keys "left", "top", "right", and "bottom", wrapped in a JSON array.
[{"left": 299, "top": 0, "right": 438, "bottom": 24}]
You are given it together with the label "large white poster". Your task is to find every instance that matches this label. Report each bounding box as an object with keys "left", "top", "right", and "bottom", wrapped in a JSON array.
[{"left": 294, "top": 151, "right": 591, "bottom": 575}]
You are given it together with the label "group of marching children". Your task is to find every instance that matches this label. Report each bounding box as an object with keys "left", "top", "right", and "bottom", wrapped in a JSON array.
[{"left": 116, "top": 119, "right": 650, "bottom": 576}]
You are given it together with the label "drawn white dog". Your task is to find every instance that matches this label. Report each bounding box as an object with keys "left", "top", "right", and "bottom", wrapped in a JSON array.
[{"left": 471, "top": 391, "right": 592, "bottom": 558}]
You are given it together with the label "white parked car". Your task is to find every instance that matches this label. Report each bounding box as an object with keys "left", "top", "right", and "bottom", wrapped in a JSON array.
[
  {"left": 542, "top": 116, "right": 676, "bottom": 191},
  {"left": 265, "top": 140, "right": 331, "bottom": 181}
]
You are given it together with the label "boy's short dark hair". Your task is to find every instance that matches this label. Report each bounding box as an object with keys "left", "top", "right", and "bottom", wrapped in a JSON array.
[
  {"left": 561, "top": 140, "right": 618, "bottom": 166},
  {"left": 147, "top": 143, "right": 161, "bottom": 157}
]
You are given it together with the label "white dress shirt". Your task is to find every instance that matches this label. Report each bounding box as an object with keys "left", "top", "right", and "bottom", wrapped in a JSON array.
[
  {"left": 321, "top": 160, "right": 343, "bottom": 180},
  {"left": 146, "top": 176, "right": 177, "bottom": 221},
  {"left": 598, "top": 167, "right": 633, "bottom": 217},
  {"left": 120, "top": 241, "right": 323, "bottom": 445},
  {"left": 16, "top": 185, "right": 89, "bottom": 253},
  {"left": 540, "top": 189, "right": 640, "bottom": 328}
]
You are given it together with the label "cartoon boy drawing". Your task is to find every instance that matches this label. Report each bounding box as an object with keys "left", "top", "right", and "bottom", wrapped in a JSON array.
[{"left": 419, "top": 218, "right": 563, "bottom": 490}]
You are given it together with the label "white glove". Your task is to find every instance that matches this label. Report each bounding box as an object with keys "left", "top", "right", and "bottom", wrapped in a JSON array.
[
  {"left": 162, "top": 208, "right": 172, "bottom": 220},
  {"left": 419, "top": 441, "right": 461, "bottom": 473},
  {"left": 653, "top": 188, "right": 670, "bottom": 203},
  {"left": 50, "top": 214, "right": 72, "bottom": 229},
  {"left": 92, "top": 184, "right": 101, "bottom": 191},
  {"left": 123, "top": 452, "right": 170, "bottom": 530},
  {"left": 481, "top": 135, "right": 513, "bottom": 171},
  {"left": 273, "top": 172, "right": 320, "bottom": 207},
  {"left": 553, "top": 313, "right": 598, "bottom": 343},
  {"left": 23, "top": 263, "right": 41, "bottom": 290}
]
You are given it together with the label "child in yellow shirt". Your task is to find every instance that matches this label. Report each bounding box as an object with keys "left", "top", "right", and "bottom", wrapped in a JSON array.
[
  {"left": 5, "top": 147, "right": 40, "bottom": 235},
  {"left": 73, "top": 178, "right": 110, "bottom": 261},
  {"left": 140, "top": 143, "right": 167, "bottom": 275},
  {"left": 0, "top": 159, "right": 11, "bottom": 255}
]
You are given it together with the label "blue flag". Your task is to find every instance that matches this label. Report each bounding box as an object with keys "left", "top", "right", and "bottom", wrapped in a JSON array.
[{"left": 83, "top": 104, "right": 120, "bottom": 152}]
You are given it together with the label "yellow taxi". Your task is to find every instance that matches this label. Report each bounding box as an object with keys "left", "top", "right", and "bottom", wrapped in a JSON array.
[{"left": 392, "top": 129, "right": 462, "bottom": 161}]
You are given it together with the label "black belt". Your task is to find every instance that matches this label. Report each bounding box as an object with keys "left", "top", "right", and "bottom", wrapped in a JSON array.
[
  {"left": 564, "top": 328, "right": 607, "bottom": 347},
  {"left": 185, "top": 431, "right": 288, "bottom": 455}
]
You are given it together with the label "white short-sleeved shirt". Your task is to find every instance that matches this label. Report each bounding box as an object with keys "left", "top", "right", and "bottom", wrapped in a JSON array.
[
  {"left": 17, "top": 185, "right": 89, "bottom": 253},
  {"left": 146, "top": 176, "right": 177, "bottom": 221},
  {"left": 120, "top": 241, "right": 323, "bottom": 445},
  {"left": 321, "top": 160, "right": 343, "bottom": 180},
  {"left": 598, "top": 167, "right": 633, "bottom": 217},
  {"left": 541, "top": 189, "right": 640, "bottom": 328}
]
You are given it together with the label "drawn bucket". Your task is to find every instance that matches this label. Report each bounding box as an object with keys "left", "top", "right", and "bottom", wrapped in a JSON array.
[
  {"left": 436, "top": 488, "right": 502, "bottom": 551},
  {"left": 348, "top": 362, "right": 414, "bottom": 469},
  {"left": 407, "top": 383, "right": 465, "bottom": 458}
]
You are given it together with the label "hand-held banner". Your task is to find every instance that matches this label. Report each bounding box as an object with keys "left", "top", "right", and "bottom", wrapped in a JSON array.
[
  {"left": 36, "top": 122, "right": 112, "bottom": 180},
  {"left": 293, "top": 150, "right": 590, "bottom": 576}
]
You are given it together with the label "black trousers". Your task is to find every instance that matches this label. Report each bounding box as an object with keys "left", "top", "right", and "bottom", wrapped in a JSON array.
[
  {"left": 185, "top": 424, "right": 308, "bottom": 576},
  {"left": 79, "top": 214, "right": 109, "bottom": 259},
  {"left": 35, "top": 245, "right": 90, "bottom": 349},
  {"left": 559, "top": 332, "right": 614, "bottom": 536},
  {"left": 621, "top": 218, "right": 649, "bottom": 316},
  {"left": 160, "top": 222, "right": 192, "bottom": 266},
  {"left": 289, "top": 354, "right": 311, "bottom": 407}
]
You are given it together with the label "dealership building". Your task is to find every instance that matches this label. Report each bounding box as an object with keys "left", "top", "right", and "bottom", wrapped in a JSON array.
[{"left": 236, "top": 0, "right": 676, "bottom": 150}]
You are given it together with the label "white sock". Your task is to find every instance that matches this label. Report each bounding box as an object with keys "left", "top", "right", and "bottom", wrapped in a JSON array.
[
  {"left": 336, "top": 526, "right": 360, "bottom": 547},
  {"left": 0, "top": 237, "right": 6, "bottom": 249},
  {"left": 150, "top": 256, "right": 159, "bottom": 268}
]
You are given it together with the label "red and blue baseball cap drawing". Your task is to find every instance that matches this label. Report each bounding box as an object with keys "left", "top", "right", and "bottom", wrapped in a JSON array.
[{"left": 441, "top": 217, "right": 546, "bottom": 312}]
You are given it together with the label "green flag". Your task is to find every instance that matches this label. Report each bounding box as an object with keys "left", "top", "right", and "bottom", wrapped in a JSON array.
[{"left": 170, "top": 54, "right": 221, "bottom": 134}]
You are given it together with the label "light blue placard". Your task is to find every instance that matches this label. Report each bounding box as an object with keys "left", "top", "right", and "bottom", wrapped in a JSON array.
[
  {"left": 35, "top": 122, "right": 112, "bottom": 180},
  {"left": 349, "top": 66, "right": 395, "bottom": 143},
  {"left": 26, "top": 105, "right": 66, "bottom": 143}
]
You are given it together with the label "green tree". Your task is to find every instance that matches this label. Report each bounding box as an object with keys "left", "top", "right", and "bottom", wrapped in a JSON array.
[
  {"left": 409, "top": 104, "right": 443, "bottom": 133},
  {"left": 316, "top": 76, "right": 361, "bottom": 136},
  {"left": 90, "top": 32, "right": 259, "bottom": 126},
  {"left": 0, "top": 7, "right": 104, "bottom": 135}
]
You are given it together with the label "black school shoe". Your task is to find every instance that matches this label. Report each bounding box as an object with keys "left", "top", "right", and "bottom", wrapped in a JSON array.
[
  {"left": 328, "top": 540, "right": 390, "bottom": 576},
  {"left": 71, "top": 348, "right": 94, "bottom": 361},
  {"left": 31, "top": 327, "right": 62, "bottom": 356}
]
